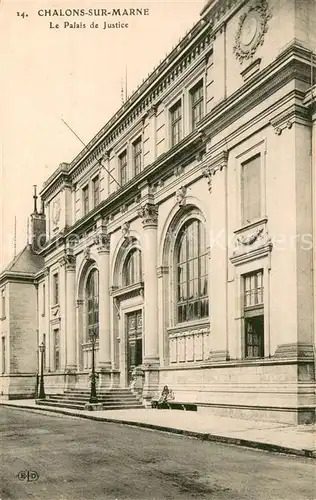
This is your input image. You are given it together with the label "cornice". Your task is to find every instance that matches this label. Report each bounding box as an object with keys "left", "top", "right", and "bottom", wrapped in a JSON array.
[
  {"left": 303, "top": 84, "right": 316, "bottom": 113},
  {"left": 0, "top": 271, "right": 37, "bottom": 285},
  {"left": 270, "top": 103, "right": 310, "bottom": 135},
  {"left": 40, "top": 26, "right": 212, "bottom": 198},
  {"left": 39, "top": 131, "right": 204, "bottom": 257},
  {"left": 199, "top": 41, "right": 315, "bottom": 141}
]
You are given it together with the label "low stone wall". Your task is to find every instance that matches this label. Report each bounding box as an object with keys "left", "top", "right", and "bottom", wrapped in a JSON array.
[
  {"left": 0, "top": 373, "right": 37, "bottom": 400},
  {"left": 158, "top": 359, "right": 316, "bottom": 424}
]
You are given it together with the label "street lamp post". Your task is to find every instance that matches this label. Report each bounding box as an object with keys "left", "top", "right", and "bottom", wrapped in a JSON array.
[
  {"left": 89, "top": 329, "right": 98, "bottom": 404},
  {"left": 38, "top": 341, "right": 46, "bottom": 399}
]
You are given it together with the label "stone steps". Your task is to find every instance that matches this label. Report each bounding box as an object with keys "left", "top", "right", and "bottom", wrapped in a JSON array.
[
  {"left": 36, "top": 400, "right": 144, "bottom": 411},
  {"left": 49, "top": 393, "right": 135, "bottom": 401},
  {"left": 36, "top": 387, "right": 144, "bottom": 411},
  {"left": 47, "top": 396, "right": 139, "bottom": 405}
]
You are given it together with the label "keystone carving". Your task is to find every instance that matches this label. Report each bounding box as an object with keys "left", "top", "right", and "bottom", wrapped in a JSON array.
[
  {"left": 122, "top": 222, "right": 131, "bottom": 240},
  {"left": 83, "top": 247, "right": 92, "bottom": 261},
  {"left": 175, "top": 186, "right": 187, "bottom": 207}
]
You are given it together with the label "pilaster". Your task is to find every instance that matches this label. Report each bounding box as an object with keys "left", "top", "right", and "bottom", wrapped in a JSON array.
[
  {"left": 138, "top": 202, "right": 160, "bottom": 400},
  {"left": 94, "top": 225, "right": 111, "bottom": 387},
  {"left": 211, "top": 24, "right": 227, "bottom": 106},
  {"left": 202, "top": 150, "right": 229, "bottom": 362},
  {"left": 144, "top": 105, "right": 158, "bottom": 167}
]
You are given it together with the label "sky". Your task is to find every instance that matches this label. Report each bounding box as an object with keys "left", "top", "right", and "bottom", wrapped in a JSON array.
[{"left": 0, "top": 0, "right": 205, "bottom": 269}]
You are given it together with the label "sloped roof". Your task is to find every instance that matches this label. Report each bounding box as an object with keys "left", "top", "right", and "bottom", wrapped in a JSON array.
[{"left": 1, "top": 245, "right": 44, "bottom": 276}]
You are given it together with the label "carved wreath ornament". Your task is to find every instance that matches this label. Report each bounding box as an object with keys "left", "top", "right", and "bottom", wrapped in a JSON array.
[
  {"left": 233, "top": 0, "right": 272, "bottom": 64},
  {"left": 236, "top": 227, "right": 264, "bottom": 246}
]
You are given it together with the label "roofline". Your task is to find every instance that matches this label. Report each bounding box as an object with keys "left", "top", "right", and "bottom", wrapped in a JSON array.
[{"left": 39, "top": 14, "right": 212, "bottom": 197}]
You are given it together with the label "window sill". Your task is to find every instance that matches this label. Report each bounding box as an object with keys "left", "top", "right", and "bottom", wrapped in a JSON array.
[
  {"left": 167, "top": 319, "right": 210, "bottom": 334},
  {"left": 111, "top": 282, "right": 144, "bottom": 298},
  {"left": 234, "top": 217, "right": 268, "bottom": 235}
]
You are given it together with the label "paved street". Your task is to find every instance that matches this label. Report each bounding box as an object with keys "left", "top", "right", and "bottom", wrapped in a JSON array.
[{"left": 0, "top": 407, "right": 314, "bottom": 500}]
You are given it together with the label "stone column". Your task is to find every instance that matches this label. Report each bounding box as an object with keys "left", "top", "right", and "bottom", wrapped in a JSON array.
[
  {"left": 95, "top": 229, "right": 111, "bottom": 388},
  {"left": 202, "top": 150, "right": 229, "bottom": 362},
  {"left": 65, "top": 255, "right": 76, "bottom": 371},
  {"left": 138, "top": 202, "right": 159, "bottom": 402},
  {"left": 59, "top": 251, "right": 77, "bottom": 390}
]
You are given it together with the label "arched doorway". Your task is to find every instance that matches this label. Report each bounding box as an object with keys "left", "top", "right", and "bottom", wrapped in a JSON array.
[{"left": 112, "top": 240, "right": 144, "bottom": 386}]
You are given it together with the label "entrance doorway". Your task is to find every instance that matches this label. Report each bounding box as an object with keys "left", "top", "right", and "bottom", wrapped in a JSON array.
[{"left": 126, "top": 310, "right": 143, "bottom": 384}]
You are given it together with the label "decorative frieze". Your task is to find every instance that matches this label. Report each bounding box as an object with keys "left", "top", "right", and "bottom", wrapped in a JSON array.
[
  {"left": 174, "top": 165, "right": 185, "bottom": 178},
  {"left": 138, "top": 203, "right": 159, "bottom": 227},
  {"left": 231, "top": 220, "right": 273, "bottom": 265}
]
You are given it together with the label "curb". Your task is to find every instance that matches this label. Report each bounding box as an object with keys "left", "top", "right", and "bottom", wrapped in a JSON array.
[{"left": 2, "top": 402, "right": 315, "bottom": 459}]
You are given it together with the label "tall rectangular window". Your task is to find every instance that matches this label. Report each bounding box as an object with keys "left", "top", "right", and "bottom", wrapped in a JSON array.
[
  {"left": 92, "top": 176, "right": 100, "bottom": 208},
  {"left": 191, "top": 81, "right": 204, "bottom": 130},
  {"left": 53, "top": 329, "right": 60, "bottom": 371},
  {"left": 170, "top": 100, "right": 182, "bottom": 147},
  {"left": 1, "top": 337, "right": 5, "bottom": 374},
  {"left": 53, "top": 273, "right": 59, "bottom": 305},
  {"left": 42, "top": 284, "right": 46, "bottom": 316},
  {"left": 241, "top": 154, "right": 261, "bottom": 225},
  {"left": 82, "top": 185, "right": 89, "bottom": 215},
  {"left": 132, "top": 137, "right": 142, "bottom": 176},
  {"left": 243, "top": 270, "right": 264, "bottom": 358},
  {"left": 119, "top": 150, "right": 128, "bottom": 186},
  {"left": 1, "top": 289, "right": 5, "bottom": 318}
]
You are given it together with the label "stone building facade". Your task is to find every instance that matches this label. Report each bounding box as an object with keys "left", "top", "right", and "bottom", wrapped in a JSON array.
[{"left": 1, "top": 0, "right": 316, "bottom": 424}]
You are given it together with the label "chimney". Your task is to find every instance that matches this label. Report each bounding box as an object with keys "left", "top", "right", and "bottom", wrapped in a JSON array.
[{"left": 31, "top": 185, "right": 46, "bottom": 252}]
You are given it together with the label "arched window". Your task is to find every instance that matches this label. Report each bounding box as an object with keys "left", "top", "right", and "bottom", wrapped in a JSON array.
[
  {"left": 86, "top": 269, "right": 99, "bottom": 338},
  {"left": 123, "top": 248, "right": 142, "bottom": 287},
  {"left": 176, "top": 219, "right": 208, "bottom": 323}
]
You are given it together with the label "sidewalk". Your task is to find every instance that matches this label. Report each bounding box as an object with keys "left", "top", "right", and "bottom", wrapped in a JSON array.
[{"left": 1, "top": 399, "right": 315, "bottom": 458}]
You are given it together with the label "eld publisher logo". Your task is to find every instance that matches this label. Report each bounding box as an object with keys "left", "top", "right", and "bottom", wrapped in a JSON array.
[{"left": 17, "top": 470, "right": 39, "bottom": 482}]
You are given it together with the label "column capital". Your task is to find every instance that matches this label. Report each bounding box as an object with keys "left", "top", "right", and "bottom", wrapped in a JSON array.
[
  {"left": 138, "top": 202, "right": 158, "bottom": 228},
  {"left": 59, "top": 251, "right": 76, "bottom": 271},
  {"left": 94, "top": 231, "right": 110, "bottom": 254}
]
